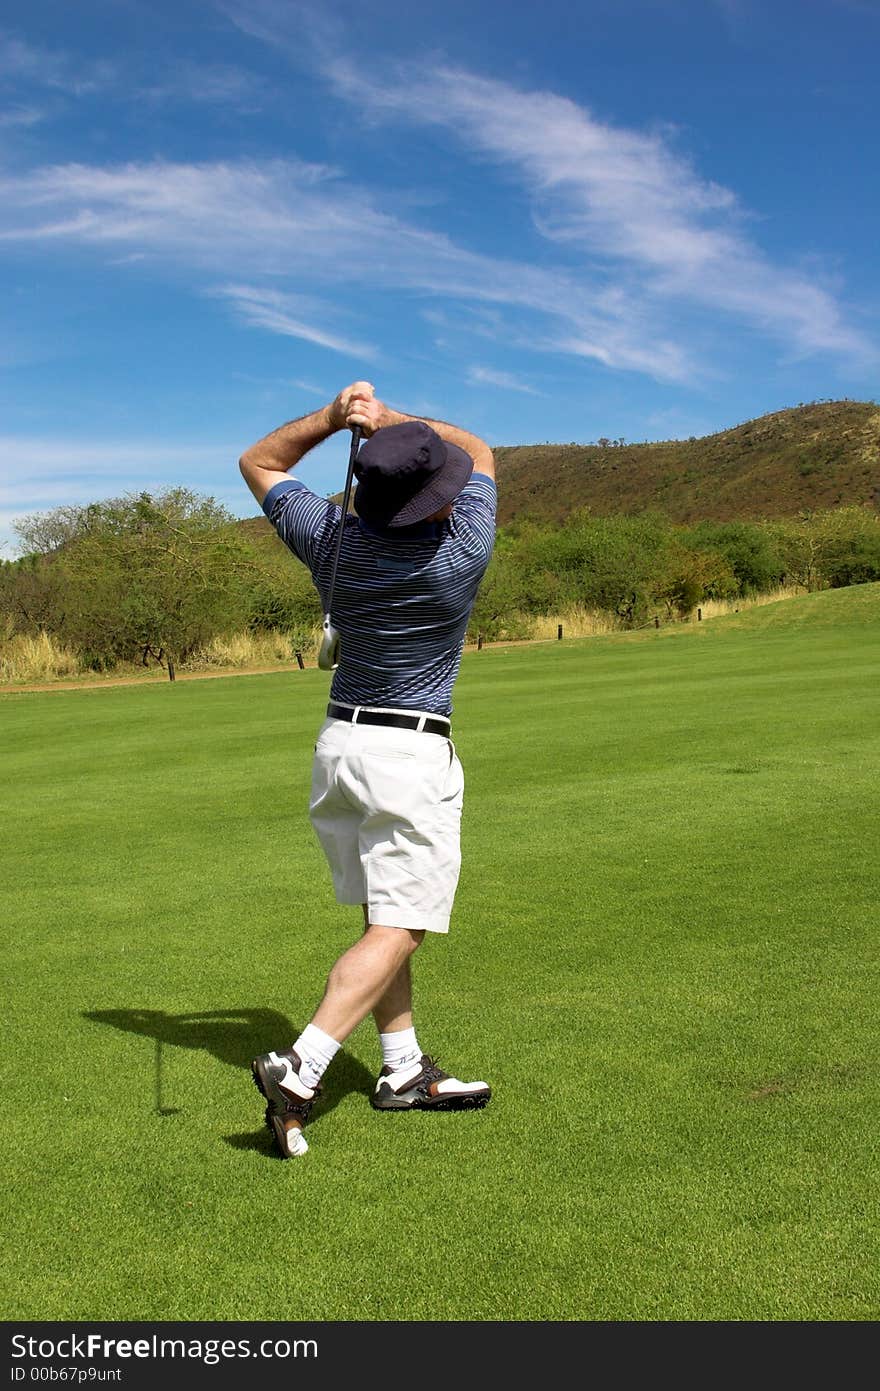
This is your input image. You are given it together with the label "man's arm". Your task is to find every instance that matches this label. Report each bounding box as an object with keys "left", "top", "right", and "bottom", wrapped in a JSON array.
[
  {"left": 348, "top": 398, "right": 495, "bottom": 481},
  {"left": 239, "top": 381, "right": 374, "bottom": 506}
]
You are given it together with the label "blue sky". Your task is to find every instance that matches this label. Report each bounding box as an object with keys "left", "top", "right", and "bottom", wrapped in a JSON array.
[{"left": 1, "top": 0, "right": 878, "bottom": 553}]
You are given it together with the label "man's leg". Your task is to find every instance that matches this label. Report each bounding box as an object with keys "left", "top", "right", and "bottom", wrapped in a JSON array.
[
  {"left": 310, "top": 922, "right": 423, "bottom": 1044},
  {"left": 252, "top": 922, "right": 422, "bottom": 1158},
  {"left": 367, "top": 913, "right": 424, "bottom": 1074},
  {"left": 372, "top": 957, "right": 414, "bottom": 1033},
  {"left": 353, "top": 912, "right": 491, "bottom": 1117},
  {"left": 254, "top": 723, "right": 488, "bottom": 1156},
  {"left": 360, "top": 904, "right": 415, "bottom": 1033}
]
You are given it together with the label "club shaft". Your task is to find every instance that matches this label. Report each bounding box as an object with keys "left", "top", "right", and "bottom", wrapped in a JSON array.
[{"left": 326, "top": 426, "right": 362, "bottom": 613}]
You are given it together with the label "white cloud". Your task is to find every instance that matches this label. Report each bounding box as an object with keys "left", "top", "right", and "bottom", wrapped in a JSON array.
[
  {"left": 0, "top": 104, "right": 46, "bottom": 128},
  {"left": 213, "top": 285, "right": 377, "bottom": 359},
  {"left": 0, "top": 30, "right": 260, "bottom": 112},
  {"left": 2, "top": 18, "right": 870, "bottom": 382},
  {"left": 467, "top": 366, "right": 541, "bottom": 395},
  {"left": 3, "top": 9, "right": 871, "bottom": 379},
  {"left": 136, "top": 60, "right": 262, "bottom": 109},
  {"left": 0, "top": 31, "right": 116, "bottom": 95},
  {"left": 325, "top": 60, "right": 872, "bottom": 364},
  {"left": 291, "top": 379, "right": 327, "bottom": 396},
  {"left": 0, "top": 438, "right": 244, "bottom": 556},
  {"left": 0, "top": 154, "right": 699, "bottom": 381},
  {"left": 0, "top": 438, "right": 236, "bottom": 506}
]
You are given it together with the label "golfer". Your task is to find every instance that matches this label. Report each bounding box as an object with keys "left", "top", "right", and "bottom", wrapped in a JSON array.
[{"left": 239, "top": 381, "right": 497, "bottom": 1157}]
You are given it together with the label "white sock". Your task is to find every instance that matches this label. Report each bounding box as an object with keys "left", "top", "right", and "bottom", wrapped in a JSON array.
[
  {"left": 380, "top": 1027, "right": 422, "bottom": 1074},
  {"left": 293, "top": 1023, "right": 341, "bottom": 1089}
]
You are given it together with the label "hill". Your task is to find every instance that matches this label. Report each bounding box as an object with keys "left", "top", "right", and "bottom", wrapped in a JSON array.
[
  {"left": 493, "top": 399, "right": 879, "bottom": 526},
  {"left": 238, "top": 399, "right": 879, "bottom": 542},
  {"left": 689, "top": 576, "right": 880, "bottom": 635},
  {"left": 611, "top": 579, "right": 880, "bottom": 648}
]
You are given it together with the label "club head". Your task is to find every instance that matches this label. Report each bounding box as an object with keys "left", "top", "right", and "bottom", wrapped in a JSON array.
[{"left": 317, "top": 614, "right": 339, "bottom": 670}]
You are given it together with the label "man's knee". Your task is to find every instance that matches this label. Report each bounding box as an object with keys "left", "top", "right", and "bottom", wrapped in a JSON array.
[
  {"left": 361, "top": 906, "right": 424, "bottom": 955},
  {"left": 363, "top": 920, "right": 424, "bottom": 958}
]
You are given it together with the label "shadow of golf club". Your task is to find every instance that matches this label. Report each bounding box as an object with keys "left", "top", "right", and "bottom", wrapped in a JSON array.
[{"left": 83, "top": 1008, "right": 375, "bottom": 1154}]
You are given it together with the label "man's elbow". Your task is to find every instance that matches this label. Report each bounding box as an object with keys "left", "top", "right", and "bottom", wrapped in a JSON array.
[
  {"left": 239, "top": 448, "right": 259, "bottom": 479},
  {"left": 239, "top": 452, "right": 265, "bottom": 500},
  {"left": 473, "top": 446, "right": 495, "bottom": 480}
]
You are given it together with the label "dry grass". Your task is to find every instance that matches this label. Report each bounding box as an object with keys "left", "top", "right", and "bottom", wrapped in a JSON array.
[
  {"left": 522, "top": 587, "right": 806, "bottom": 641},
  {"left": 0, "top": 631, "right": 82, "bottom": 683},
  {"left": 528, "top": 607, "right": 624, "bottom": 640},
  {"left": 0, "top": 587, "right": 811, "bottom": 687},
  {"left": 688, "top": 584, "right": 807, "bottom": 623},
  {"left": 191, "top": 629, "right": 319, "bottom": 669}
]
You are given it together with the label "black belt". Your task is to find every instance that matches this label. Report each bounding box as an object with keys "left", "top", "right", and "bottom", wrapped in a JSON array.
[{"left": 327, "top": 702, "right": 451, "bottom": 737}]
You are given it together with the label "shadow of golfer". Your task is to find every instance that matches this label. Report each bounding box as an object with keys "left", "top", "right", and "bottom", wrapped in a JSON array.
[{"left": 83, "top": 1008, "right": 374, "bottom": 1156}]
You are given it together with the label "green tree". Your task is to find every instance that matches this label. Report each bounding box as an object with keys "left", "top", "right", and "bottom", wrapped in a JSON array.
[
  {"left": 467, "top": 534, "right": 542, "bottom": 640},
  {"left": 682, "top": 521, "right": 784, "bottom": 594},
  {"left": 0, "top": 552, "right": 67, "bottom": 637},
  {"left": 765, "top": 508, "right": 880, "bottom": 590},
  {"left": 14, "top": 489, "right": 255, "bottom": 678},
  {"left": 245, "top": 547, "right": 322, "bottom": 634},
  {"left": 525, "top": 510, "right": 671, "bottom": 625},
  {"left": 651, "top": 541, "right": 737, "bottom": 616}
]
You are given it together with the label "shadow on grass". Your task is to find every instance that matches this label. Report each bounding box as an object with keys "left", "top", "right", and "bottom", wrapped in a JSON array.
[{"left": 83, "top": 1007, "right": 374, "bottom": 1158}]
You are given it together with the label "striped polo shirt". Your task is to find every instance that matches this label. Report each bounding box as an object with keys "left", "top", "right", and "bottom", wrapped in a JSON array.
[{"left": 262, "top": 472, "right": 497, "bottom": 716}]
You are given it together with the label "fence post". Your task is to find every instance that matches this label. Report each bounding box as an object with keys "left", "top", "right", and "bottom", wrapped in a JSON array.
[
  {"left": 654, "top": 616, "right": 659, "bottom": 629},
  {"left": 557, "top": 623, "right": 563, "bottom": 640},
  {"left": 294, "top": 651, "right": 304, "bottom": 670},
  {"left": 167, "top": 658, "right": 176, "bottom": 682},
  {"left": 697, "top": 608, "right": 702, "bottom": 622},
  {"left": 477, "top": 633, "right": 483, "bottom": 651}
]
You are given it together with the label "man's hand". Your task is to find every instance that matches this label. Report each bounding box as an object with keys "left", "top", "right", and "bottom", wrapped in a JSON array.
[
  {"left": 240, "top": 380, "right": 494, "bottom": 509},
  {"left": 240, "top": 382, "right": 377, "bottom": 507},
  {"left": 342, "top": 398, "right": 496, "bottom": 479},
  {"left": 328, "top": 382, "right": 409, "bottom": 438},
  {"left": 328, "top": 381, "right": 375, "bottom": 431}
]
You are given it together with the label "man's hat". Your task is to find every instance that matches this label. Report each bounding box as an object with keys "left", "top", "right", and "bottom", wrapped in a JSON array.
[{"left": 353, "top": 421, "right": 473, "bottom": 528}]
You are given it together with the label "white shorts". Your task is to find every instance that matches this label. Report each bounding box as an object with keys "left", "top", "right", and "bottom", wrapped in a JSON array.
[{"left": 309, "top": 713, "right": 465, "bottom": 934}]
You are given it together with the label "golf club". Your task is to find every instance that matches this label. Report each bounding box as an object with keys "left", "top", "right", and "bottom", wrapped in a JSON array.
[{"left": 317, "top": 425, "right": 362, "bottom": 670}]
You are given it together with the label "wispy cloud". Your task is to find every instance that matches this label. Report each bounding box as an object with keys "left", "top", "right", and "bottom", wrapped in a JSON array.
[
  {"left": 0, "top": 30, "right": 262, "bottom": 113},
  {"left": 291, "top": 379, "right": 327, "bottom": 396},
  {"left": 0, "top": 438, "right": 234, "bottom": 502},
  {"left": 230, "top": 372, "right": 329, "bottom": 397},
  {"left": 0, "top": 437, "right": 241, "bottom": 553},
  {"left": 467, "top": 366, "right": 541, "bottom": 395},
  {"left": 3, "top": 7, "right": 872, "bottom": 388},
  {"left": 214, "top": 285, "right": 377, "bottom": 359},
  {"left": 216, "top": 0, "right": 874, "bottom": 370},
  {"left": 325, "top": 60, "right": 871, "bottom": 364},
  {"left": 0, "top": 31, "right": 116, "bottom": 95},
  {"left": 135, "top": 60, "right": 263, "bottom": 110},
  {"left": 0, "top": 154, "right": 697, "bottom": 380},
  {"left": 0, "top": 103, "right": 46, "bottom": 128},
  {"left": 0, "top": 432, "right": 352, "bottom": 554},
  {"left": 1, "top": 15, "right": 871, "bottom": 383}
]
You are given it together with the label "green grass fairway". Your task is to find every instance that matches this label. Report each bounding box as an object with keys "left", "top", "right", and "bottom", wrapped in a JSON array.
[{"left": 3, "top": 585, "right": 879, "bottom": 1320}]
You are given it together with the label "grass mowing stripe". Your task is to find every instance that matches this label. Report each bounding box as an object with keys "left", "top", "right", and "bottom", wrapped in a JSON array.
[{"left": 2, "top": 585, "right": 879, "bottom": 1318}]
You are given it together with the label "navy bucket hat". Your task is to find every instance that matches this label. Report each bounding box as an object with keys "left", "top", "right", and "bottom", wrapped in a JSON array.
[{"left": 353, "top": 421, "right": 473, "bottom": 528}]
